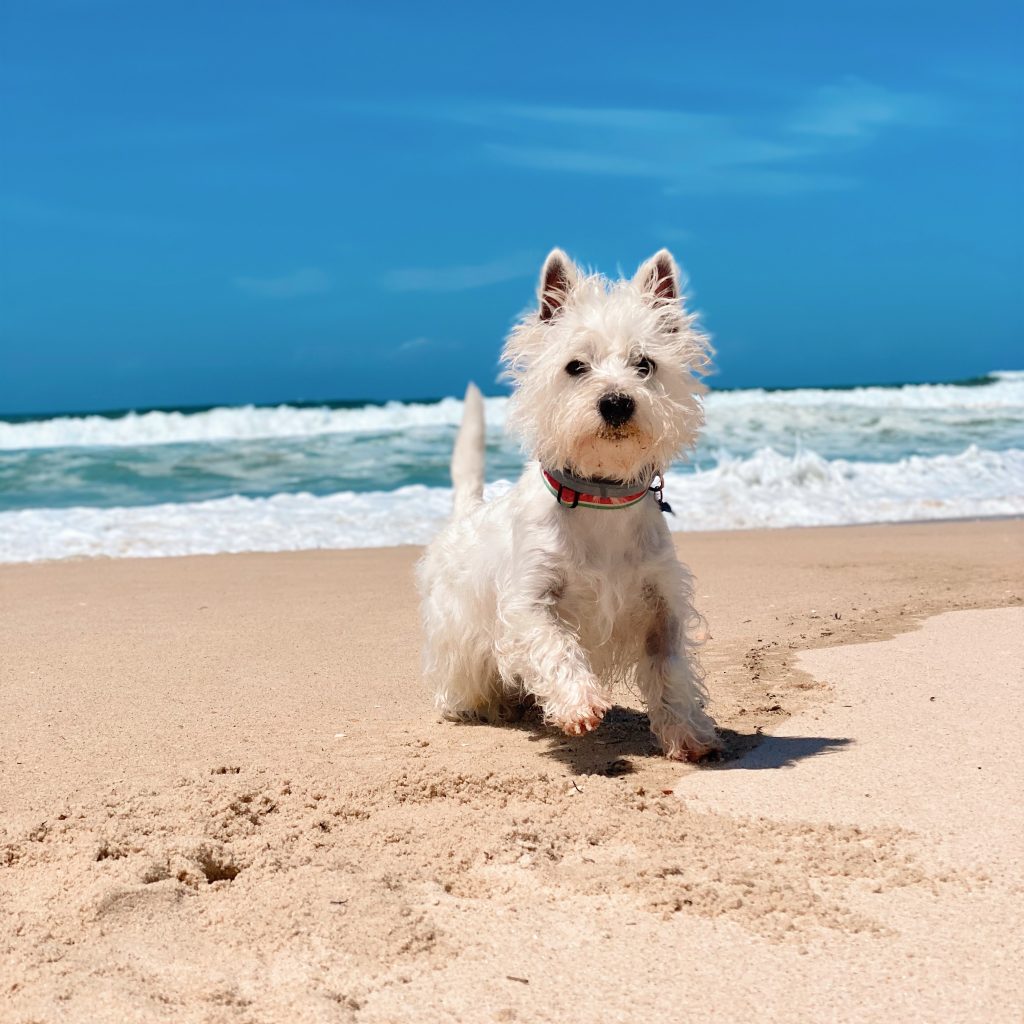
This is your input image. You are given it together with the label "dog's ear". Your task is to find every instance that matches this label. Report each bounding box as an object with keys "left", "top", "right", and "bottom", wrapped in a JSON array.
[
  {"left": 538, "top": 249, "right": 578, "bottom": 321},
  {"left": 635, "top": 249, "right": 680, "bottom": 303}
]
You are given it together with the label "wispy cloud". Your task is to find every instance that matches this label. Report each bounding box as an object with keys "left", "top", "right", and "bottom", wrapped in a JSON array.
[
  {"left": 233, "top": 268, "right": 332, "bottom": 299},
  {"left": 382, "top": 254, "right": 534, "bottom": 292},
  {"left": 367, "top": 79, "right": 945, "bottom": 196},
  {"left": 790, "top": 78, "right": 941, "bottom": 138},
  {"left": 394, "top": 336, "right": 432, "bottom": 354},
  {"left": 461, "top": 105, "right": 840, "bottom": 195},
  {"left": 388, "top": 336, "right": 465, "bottom": 361}
]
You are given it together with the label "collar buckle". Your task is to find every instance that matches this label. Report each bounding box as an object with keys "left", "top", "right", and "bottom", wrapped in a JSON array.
[
  {"left": 554, "top": 481, "right": 580, "bottom": 509},
  {"left": 649, "top": 472, "right": 674, "bottom": 515}
]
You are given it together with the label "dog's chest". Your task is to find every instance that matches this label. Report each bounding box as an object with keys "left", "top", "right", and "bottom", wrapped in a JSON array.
[{"left": 554, "top": 512, "right": 660, "bottom": 642}]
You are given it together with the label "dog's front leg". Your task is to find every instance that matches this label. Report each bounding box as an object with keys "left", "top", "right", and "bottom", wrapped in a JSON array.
[
  {"left": 496, "top": 595, "right": 609, "bottom": 736},
  {"left": 639, "top": 584, "right": 720, "bottom": 761}
]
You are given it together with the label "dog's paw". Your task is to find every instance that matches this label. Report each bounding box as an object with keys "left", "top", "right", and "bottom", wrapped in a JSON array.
[
  {"left": 666, "top": 740, "right": 720, "bottom": 763},
  {"left": 561, "top": 712, "right": 604, "bottom": 736},
  {"left": 655, "top": 721, "right": 722, "bottom": 762},
  {"left": 553, "top": 700, "right": 608, "bottom": 737}
]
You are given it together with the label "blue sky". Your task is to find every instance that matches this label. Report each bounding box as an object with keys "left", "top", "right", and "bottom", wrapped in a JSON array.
[{"left": 1, "top": 1, "right": 1022, "bottom": 413}]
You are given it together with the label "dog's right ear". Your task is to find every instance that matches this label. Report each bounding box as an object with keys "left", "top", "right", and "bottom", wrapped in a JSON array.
[
  {"left": 538, "top": 249, "right": 578, "bottom": 321},
  {"left": 635, "top": 249, "right": 680, "bottom": 303}
]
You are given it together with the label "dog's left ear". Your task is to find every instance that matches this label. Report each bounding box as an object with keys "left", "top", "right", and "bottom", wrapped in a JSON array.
[{"left": 635, "top": 249, "right": 680, "bottom": 303}]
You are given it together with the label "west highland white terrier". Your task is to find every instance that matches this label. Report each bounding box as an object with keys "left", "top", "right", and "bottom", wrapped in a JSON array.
[{"left": 416, "top": 248, "right": 719, "bottom": 760}]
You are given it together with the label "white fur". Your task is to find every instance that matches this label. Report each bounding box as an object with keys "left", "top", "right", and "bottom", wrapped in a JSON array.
[{"left": 416, "top": 249, "right": 720, "bottom": 760}]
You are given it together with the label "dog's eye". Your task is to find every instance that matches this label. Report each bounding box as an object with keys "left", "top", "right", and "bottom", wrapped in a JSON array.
[
  {"left": 635, "top": 356, "right": 656, "bottom": 378},
  {"left": 564, "top": 360, "right": 588, "bottom": 377}
]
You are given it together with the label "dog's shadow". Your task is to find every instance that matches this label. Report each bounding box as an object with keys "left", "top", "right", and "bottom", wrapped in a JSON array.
[{"left": 516, "top": 705, "right": 849, "bottom": 776}]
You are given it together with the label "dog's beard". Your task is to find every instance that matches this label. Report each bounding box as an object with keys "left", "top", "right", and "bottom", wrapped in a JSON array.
[{"left": 567, "top": 428, "right": 656, "bottom": 483}]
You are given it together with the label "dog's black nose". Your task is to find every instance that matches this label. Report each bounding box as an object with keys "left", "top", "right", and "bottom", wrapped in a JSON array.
[{"left": 598, "top": 393, "right": 635, "bottom": 427}]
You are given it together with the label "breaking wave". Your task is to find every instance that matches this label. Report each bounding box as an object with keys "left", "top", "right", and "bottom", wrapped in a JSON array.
[{"left": 2, "top": 445, "right": 1020, "bottom": 563}]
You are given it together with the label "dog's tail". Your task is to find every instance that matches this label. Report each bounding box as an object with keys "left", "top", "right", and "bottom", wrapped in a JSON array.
[{"left": 451, "top": 382, "right": 486, "bottom": 518}]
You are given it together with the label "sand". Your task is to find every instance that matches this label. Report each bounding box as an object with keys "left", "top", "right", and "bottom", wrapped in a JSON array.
[{"left": 1, "top": 519, "right": 1022, "bottom": 1023}]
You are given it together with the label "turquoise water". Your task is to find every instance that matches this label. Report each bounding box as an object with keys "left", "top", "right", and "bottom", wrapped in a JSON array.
[{"left": 1, "top": 372, "right": 1022, "bottom": 561}]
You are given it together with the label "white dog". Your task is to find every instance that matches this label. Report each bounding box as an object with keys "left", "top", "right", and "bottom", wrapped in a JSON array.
[{"left": 416, "top": 248, "right": 719, "bottom": 760}]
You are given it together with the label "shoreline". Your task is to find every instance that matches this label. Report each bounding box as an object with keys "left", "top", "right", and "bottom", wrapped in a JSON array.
[{"left": 2, "top": 511, "right": 1022, "bottom": 569}]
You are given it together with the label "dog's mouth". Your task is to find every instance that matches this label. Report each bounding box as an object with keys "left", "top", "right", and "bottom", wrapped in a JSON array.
[
  {"left": 597, "top": 424, "right": 636, "bottom": 442},
  {"left": 596, "top": 423, "right": 651, "bottom": 446},
  {"left": 569, "top": 428, "right": 655, "bottom": 483}
]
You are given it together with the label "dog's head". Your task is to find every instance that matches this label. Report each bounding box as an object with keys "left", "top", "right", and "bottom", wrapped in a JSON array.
[{"left": 502, "top": 248, "right": 711, "bottom": 483}]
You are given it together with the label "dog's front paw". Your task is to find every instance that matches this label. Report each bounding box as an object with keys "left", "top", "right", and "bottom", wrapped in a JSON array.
[
  {"left": 655, "top": 718, "right": 722, "bottom": 762},
  {"left": 560, "top": 710, "right": 605, "bottom": 736},
  {"left": 550, "top": 697, "right": 609, "bottom": 737}
]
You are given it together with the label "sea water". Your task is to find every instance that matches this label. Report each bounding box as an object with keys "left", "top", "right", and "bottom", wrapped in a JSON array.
[{"left": 1, "top": 371, "right": 1022, "bottom": 562}]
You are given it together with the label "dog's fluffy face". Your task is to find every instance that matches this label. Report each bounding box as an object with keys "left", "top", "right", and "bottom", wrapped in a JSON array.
[{"left": 502, "top": 249, "right": 711, "bottom": 483}]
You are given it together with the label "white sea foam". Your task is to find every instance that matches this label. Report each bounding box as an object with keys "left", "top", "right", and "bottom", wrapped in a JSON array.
[
  {"left": 668, "top": 445, "right": 1024, "bottom": 530},
  {"left": 3, "top": 372, "right": 1023, "bottom": 451},
  {"left": 707, "top": 371, "right": 1024, "bottom": 409},
  {"left": 2, "top": 445, "right": 1020, "bottom": 563},
  {"left": 0, "top": 397, "right": 511, "bottom": 450}
]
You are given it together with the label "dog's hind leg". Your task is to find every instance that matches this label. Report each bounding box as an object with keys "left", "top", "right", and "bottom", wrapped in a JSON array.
[
  {"left": 422, "top": 592, "right": 503, "bottom": 721},
  {"left": 637, "top": 584, "right": 720, "bottom": 761}
]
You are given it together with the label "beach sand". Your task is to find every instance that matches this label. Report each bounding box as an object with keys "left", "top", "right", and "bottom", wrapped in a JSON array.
[{"left": 2, "top": 519, "right": 1022, "bottom": 1023}]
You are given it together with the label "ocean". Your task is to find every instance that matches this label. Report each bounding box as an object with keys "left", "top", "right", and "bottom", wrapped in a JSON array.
[{"left": 2, "top": 371, "right": 1023, "bottom": 563}]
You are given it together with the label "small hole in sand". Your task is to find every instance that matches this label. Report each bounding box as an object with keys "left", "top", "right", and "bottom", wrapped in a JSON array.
[{"left": 197, "top": 850, "right": 241, "bottom": 883}]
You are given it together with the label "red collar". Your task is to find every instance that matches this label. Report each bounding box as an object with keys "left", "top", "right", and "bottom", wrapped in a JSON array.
[{"left": 541, "top": 468, "right": 651, "bottom": 509}]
